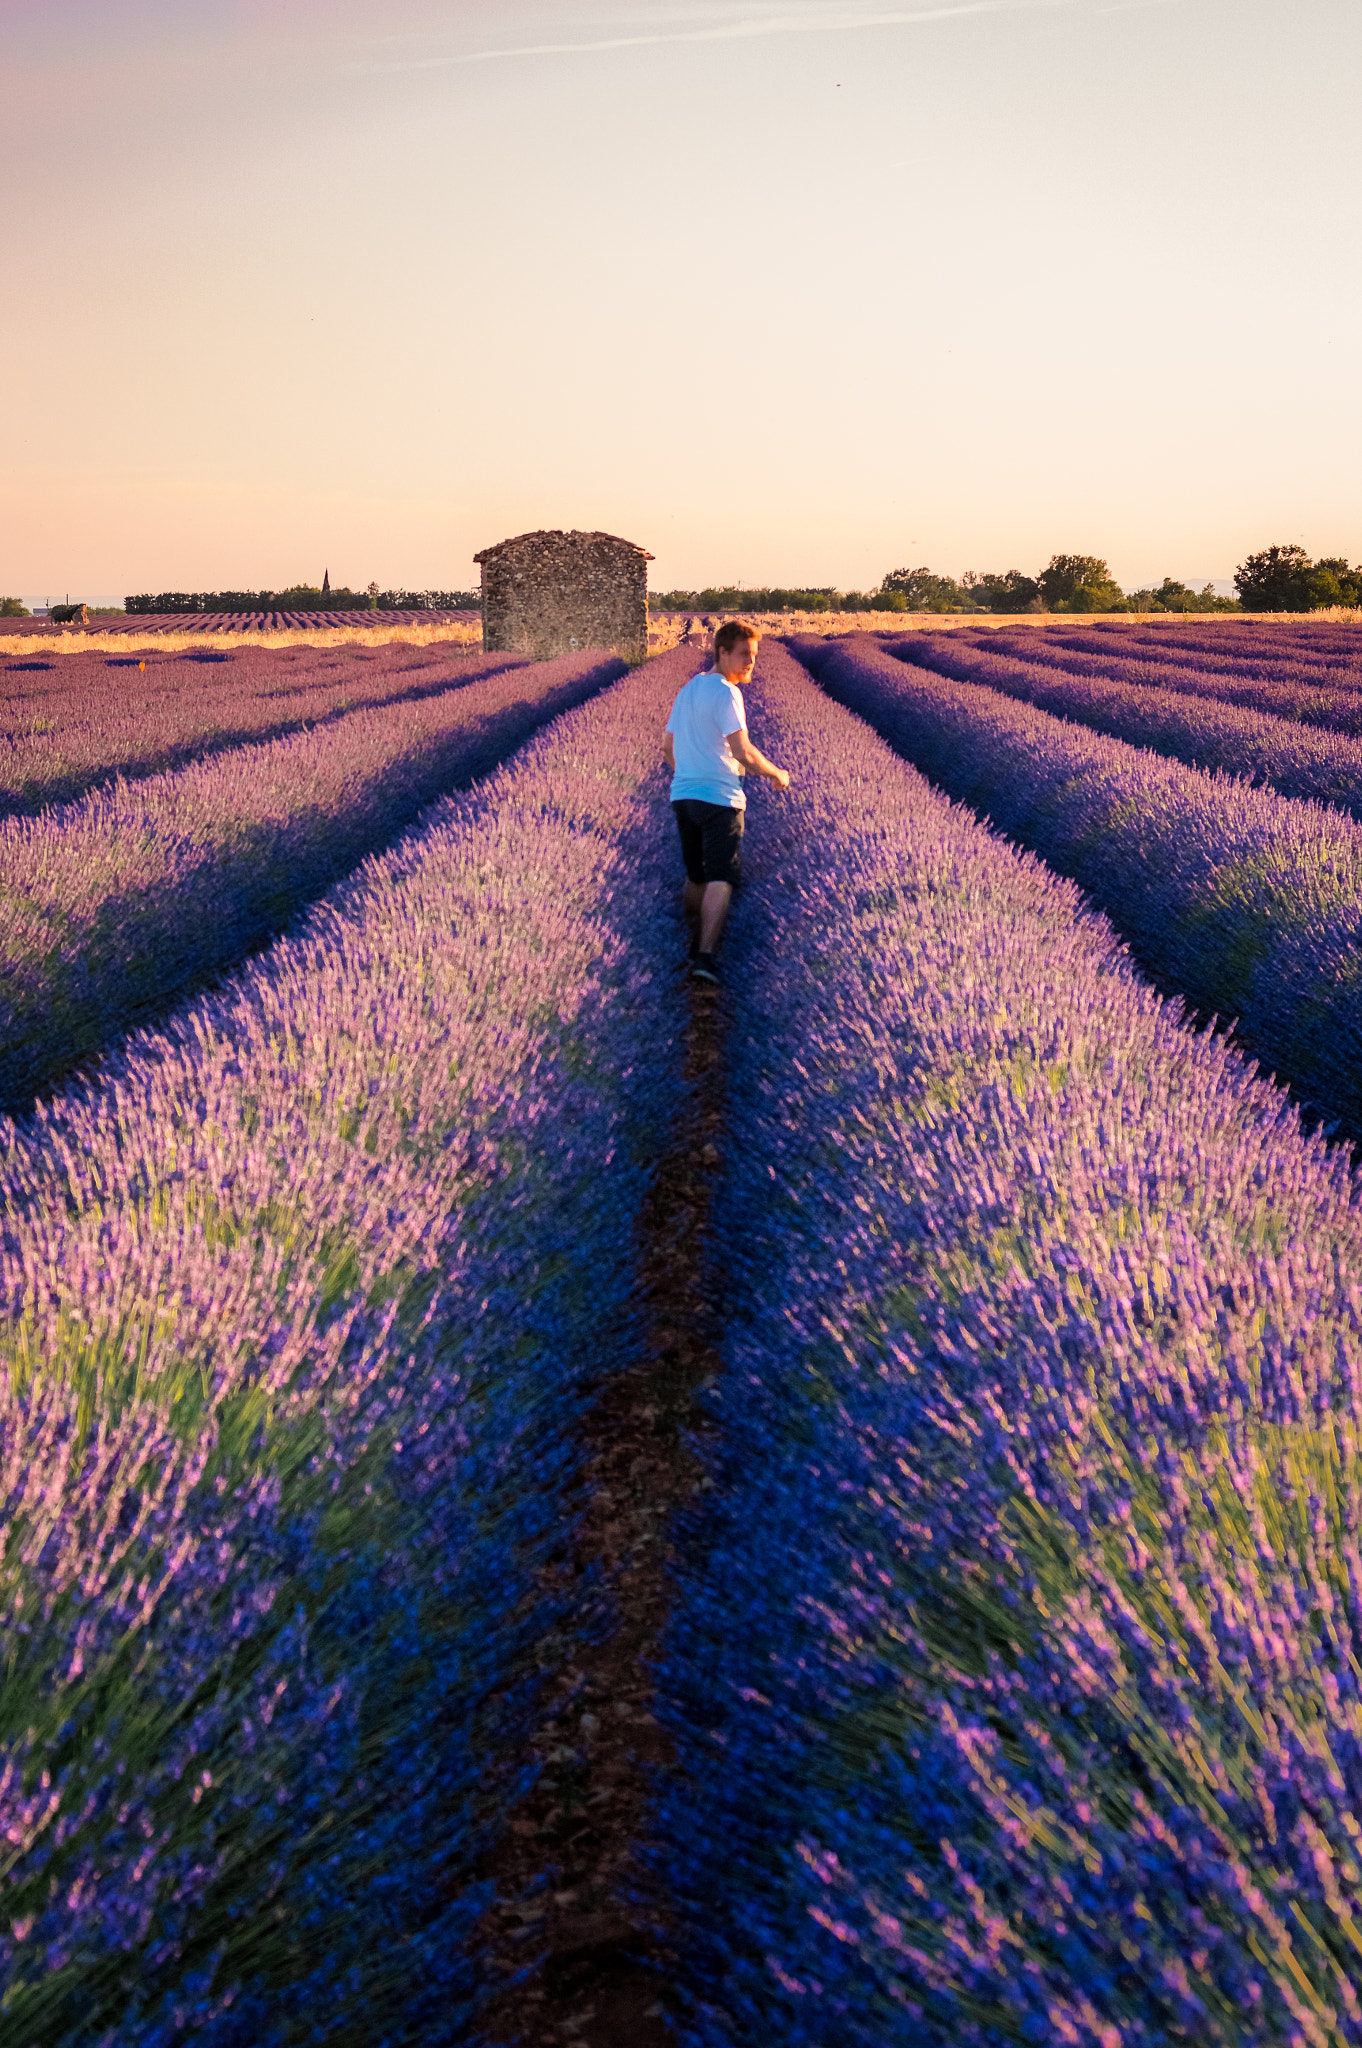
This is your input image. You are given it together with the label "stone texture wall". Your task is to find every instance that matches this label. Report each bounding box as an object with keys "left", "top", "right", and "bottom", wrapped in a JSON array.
[{"left": 475, "top": 529, "right": 652, "bottom": 662}]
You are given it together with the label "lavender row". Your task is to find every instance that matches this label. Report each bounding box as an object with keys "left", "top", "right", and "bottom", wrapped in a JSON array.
[
  {"left": 943, "top": 628, "right": 1362, "bottom": 738},
  {"left": 1029, "top": 618, "right": 1362, "bottom": 663},
  {"left": 652, "top": 640, "right": 1362, "bottom": 2046},
  {"left": 0, "top": 647, "right": 624, "bottom": 1115},
  {"left": 889, "top": 629, "right": 1362, "bottom": 821},
  {"left": 1011, "top": 626, "right": 1362, "bottom": 692},
  {"left": 0, "top": 642, "right": 526, "bottom": 816},
  {"left": 0, "top": 645, "right": 690, "bottom": 2043},
  {"left": 798, "top": 632, "right": 1362, "bottom": 1137},
  {"left": 1028, "top": 621, "right": 1362, "bottom": 684},
  {"left": 160, "top": 609, "right": 478, "bottom": 629},
  {"left": 0, "top": 638, "right": 474, "bottom": 713},
  {"left": 1036, "top": 621, "right": 1362, "bottom": 694},
  {"left": 2, "top": 609, "right": 479, "bottom": 635}
]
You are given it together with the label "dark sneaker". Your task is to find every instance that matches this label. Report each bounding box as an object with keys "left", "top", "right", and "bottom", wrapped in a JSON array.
[{"left": 691, "top": 953, "right": 720, "bottom": 986}]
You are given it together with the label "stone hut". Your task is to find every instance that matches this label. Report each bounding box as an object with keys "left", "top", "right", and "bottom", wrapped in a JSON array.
[{"left": 474, "top": 529, "right": 652, "bottom": 662}]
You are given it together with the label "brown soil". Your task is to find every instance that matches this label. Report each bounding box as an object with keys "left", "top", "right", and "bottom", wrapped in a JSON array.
[{"left": 482, "top": 972, "right": 726, "bottom": 2047}]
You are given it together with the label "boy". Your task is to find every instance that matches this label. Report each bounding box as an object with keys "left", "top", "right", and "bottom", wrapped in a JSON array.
[{"left": 663, "top": 620, "right": 790, "bottom": 985}]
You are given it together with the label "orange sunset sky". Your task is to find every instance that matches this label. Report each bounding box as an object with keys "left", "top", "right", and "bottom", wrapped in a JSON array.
[{"left": 4, "top": 0, "right": 1359, "bottom": 599}]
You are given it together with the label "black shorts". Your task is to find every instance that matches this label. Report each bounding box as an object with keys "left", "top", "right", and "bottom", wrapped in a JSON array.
[{"left": 673, "top": 799, "right": 744, "bottom": 887}]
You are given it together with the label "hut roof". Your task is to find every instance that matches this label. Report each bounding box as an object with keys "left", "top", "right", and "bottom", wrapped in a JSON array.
[{"left": 473, "top": 528, "right": 654, "bottom": 565}]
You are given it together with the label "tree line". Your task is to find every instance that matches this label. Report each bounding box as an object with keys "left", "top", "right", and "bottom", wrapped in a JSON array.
[
  {"left": 13, "top": 543, "right": 1359, "bottom": 627},
  {"left": 654, "top": 545, "right": 1362, "bottom": 617},
  {"left": 652, "top": 558, "right": 1237, "bottom": 616},
  {"left": 649, "top": 561, "right": 1221, "bottom": 615},
  {"left": 123, "top": 584, "right": 480, "bottom": 614},
  {"left": 1232, "top": 546, "right": 1362, "bottom": 612}
]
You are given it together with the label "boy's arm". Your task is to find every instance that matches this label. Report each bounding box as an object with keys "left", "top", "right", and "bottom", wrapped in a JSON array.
[
  {"left": 727, "top": 728, "right": 790, "bottom": 789},
  {"left": 663, "top": 732, "right": 676, "bottom": 769}
]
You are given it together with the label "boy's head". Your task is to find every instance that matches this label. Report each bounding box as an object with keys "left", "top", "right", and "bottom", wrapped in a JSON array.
[{"left": 714, "top": 619, "right": 760, "bottom": 682}]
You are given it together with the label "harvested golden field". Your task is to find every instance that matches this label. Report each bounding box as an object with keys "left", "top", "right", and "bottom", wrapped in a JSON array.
[
  {"left": 0, "top": 616, "right": 486, "bottom": 660},
  {"left": 6, "top": 605, "right": 1359, "bottom": 664},
  {"left": 667, "top": 604, "right": 1362, "bottom": 638}
]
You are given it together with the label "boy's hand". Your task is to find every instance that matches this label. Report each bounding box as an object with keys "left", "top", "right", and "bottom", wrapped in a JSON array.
[{"left": 771, "top": 767, "right": 791, "bottom": 791}]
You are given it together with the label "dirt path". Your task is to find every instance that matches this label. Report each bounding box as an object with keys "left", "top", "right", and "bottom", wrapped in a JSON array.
[{"left": 485, "top": 973, "right": 725, "bottom": 2046}]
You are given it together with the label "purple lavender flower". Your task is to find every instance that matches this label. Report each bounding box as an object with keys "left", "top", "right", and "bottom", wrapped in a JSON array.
[
  {"left": 653, "top": 638, "right": 1362, "bottom": 2047},
  {"left": 0, "top": 641, "right": 528, "bottom": 816},
  {"left": 0, "top": 647, "right": 625, "bottom": 1114},
  {"left": 799, "top": 630, "right": 1362, "bottom": 1138},
  {"left": 0, "top": 646, "right": 695, "bottom": 2039}
]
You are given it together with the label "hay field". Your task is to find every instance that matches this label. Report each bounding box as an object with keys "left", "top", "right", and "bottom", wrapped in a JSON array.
[
  {"left": 7, "top": 604, "right": 1360, "bottom": 664},
  {"left": 670, "top": 604, "right": 1362, "bottom": 638},
  {"left": 0, "top": 616, "right": 486, "bottom": 661}
]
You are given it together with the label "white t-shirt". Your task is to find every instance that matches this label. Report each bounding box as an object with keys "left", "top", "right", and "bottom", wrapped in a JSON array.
[{"left": 666, "top": 670, "right": 748, "bottom": 810}]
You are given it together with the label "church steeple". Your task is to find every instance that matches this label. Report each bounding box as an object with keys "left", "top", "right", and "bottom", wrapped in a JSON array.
[{"left": 322, "top": 567, "right": 331, "bottom": 595}]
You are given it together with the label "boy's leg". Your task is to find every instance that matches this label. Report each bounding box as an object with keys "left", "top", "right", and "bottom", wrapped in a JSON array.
[
  {"left": 698, "top": 881, "right": 732, "bottom": 954},
  {"left": 695, "top": 804, "right": 743, "bottom": 956},
  {"left": 683, "top": 879, "right": 704, "bottom": 948},
  {"left": 675, "top": 804, "right": 706, "bottom": 951}
]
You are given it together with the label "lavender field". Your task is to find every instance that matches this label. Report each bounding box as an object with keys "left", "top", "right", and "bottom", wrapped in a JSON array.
[
  {"left": 655, "top": 640, "right": 1362, "bottom": 2047},
  {"left": 0, "top": 646, "right": 623, "bottom": 1111},
  {"left": 0, "top": 641, "right": 529, "bottom": 816},
  {"left": 5, "top": 623, "right": 1362, "bottom": 2043},
  {"left": 0, "top": 638, "right": 686, "bottom": 2042}
]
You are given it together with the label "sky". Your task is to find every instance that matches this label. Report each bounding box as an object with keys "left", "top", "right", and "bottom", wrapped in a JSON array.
[{"left": 3, "top": 0, "right": 1359, "bottom": 597}]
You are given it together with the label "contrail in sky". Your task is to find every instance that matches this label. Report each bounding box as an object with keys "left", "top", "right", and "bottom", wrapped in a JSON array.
[{"left": 345, "top": 3, "right": 1053, "bottom": 72}]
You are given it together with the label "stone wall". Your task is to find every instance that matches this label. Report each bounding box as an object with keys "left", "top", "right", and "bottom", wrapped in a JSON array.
[{"left": 475, "top": 529, "right": 652, "bottom": 662}]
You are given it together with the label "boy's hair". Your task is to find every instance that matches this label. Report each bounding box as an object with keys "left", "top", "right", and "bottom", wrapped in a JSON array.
[{"left": 714, "top": 618, "right": 760, "bottom": 663}]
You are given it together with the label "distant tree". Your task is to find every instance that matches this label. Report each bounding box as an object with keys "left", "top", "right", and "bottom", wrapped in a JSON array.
[
  {"left": 1123, "top": 580, "right": 1237, "bottom": 614},
  {"left": 1038, "top": 554, "right": 1124, "bottom": 612},
  {"left": 962, "top": 569, "right": 1041, "bottom": 613},
  {"left": 374, "top": 589, "right": 479, "bottom": 611},
  {"left": 1151, "top": 577, "right": 1240, "bottom": 614},
  {"left": 650, "top": 585, "right": 913, "bottom": 615},
  {"left": 881, "top": 566, "right": 974, "bottom": 612},
  {"left": 1306, "top": 557, "right": 1362, "bottom": 608},
  {"left": 1233, "top": 544, "right": 1314, "bottom": 612},
  {"left": 0, "top": 597, "right": 29, "bottom": 617},
  {"left": 844, "top": 589, "right": 909, "bottom": 612},
  {"left": 125, "top": 593, "right": 199, "bottom": 613}
]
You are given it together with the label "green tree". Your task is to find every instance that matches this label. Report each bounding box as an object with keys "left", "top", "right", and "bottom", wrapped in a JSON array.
[
  {"left": 1038, "top": 554, "right": 1124, "bottom": 612},
  {"left": 962, "top": 569, "right": 1041, "bottom": 613},
  {"left": 1125, "top": 580, "right": 1238, "bottom": 614},
  {"left": 1233, "top": 544, "right": 1313, "bottom": 611},
  {"left": 881, "top": 566, "right": 973, "bottom": 612},
  {"left": 0, "top": 597, "right": 30, "bottom": 617},
  {"left": 1164, "top": 578, "right": 1239, "bottom": 613},
  {"left": 1306, "top": 557, "right": 1362, "bottom": 608}
]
